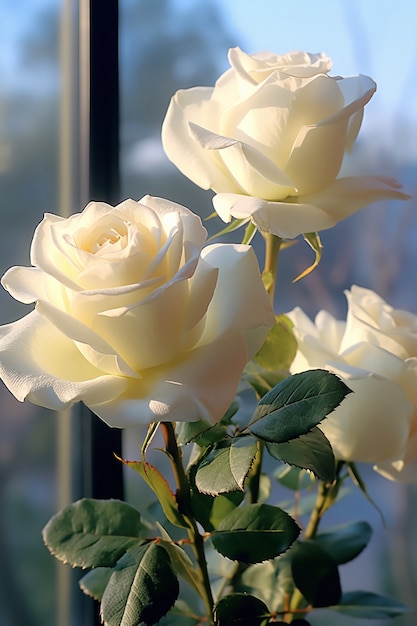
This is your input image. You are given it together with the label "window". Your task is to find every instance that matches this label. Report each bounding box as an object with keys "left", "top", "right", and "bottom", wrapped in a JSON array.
[{"left": 1, "top": 2, "right": 416, "bottom": 625}]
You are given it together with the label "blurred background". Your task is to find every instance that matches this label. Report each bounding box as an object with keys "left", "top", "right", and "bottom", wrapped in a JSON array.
[{"left": 0, "top": 0, "right": 416, "bottom": 624}]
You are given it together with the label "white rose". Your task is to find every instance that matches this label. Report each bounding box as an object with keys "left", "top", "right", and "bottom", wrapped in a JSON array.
[
  {"left": 0, "top": 196, "right": 274, "bottom": 427},
  {"left": 162, "top": 47, "right": 409, "bottom": 239},
  {"left": 287, "top": 286, "right": 417, "bottom": 482}
]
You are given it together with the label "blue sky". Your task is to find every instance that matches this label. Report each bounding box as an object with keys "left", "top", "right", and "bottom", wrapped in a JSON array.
[{"left": 2, "top": 0, "right": 417, "bottom": 161}]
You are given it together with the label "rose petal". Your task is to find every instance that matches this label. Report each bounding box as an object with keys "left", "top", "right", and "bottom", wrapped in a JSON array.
[
  {"left": 284, "top": 75, "right": 376, "bottom": 194},
  {"left": 0, "top": 310, "right": 127, "bottom": 409},
  {"left": 199, "top": 243, "right": 275, "bottom": 355},
  {"left": 36, "top": 300, "right": 138, "bottom": 377},
  {"left": 341, "top": 285, "right": 417, "bottom": 359},
  {"left": 1, "top": 266, "right": 46, "bottom": 304},
  {"left": 161, "top": 86, "right": 240, "bottom": 191},
  {"left": 189, "top": 122, "right": 296, "bottom": 199},
  {"left": 299, "top": 175, "right": 411, "bottom": 220},
  {"left": 90, "top": 333, "right": 249, "bottom": 426},
  {"left": 319, "top": 375, "right": 412, "bottom": 463},
  {"left": 212, "top": 193, "right": 337, "bottom": 239}
]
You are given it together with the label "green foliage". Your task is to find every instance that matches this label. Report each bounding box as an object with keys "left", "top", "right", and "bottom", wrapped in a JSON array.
[
  {"left": 211, "top": 503, "right": 300, "bottom": 563},
  {"left": 243, "top": 361, "right": 287, "bottom": 397},
  {"left": 274, "top": 464, "right": 316, "bottom": 491},
  {"left": 213, "top": 593, "right": 270, "bottom": 625},
  {"left": 100, "top": 542, "right": 179, "bottom": 626},
  {"left": 330, "top": 591, "right": 409, "bottom": 618},
  {"left": 191, "top": 490, "right": 245, "bottom": 532},
  {"left": 42, "top": 499, "right": 146, "bottom": 568},
  {"left": 176, "top": 417, "right": 228, "bottom": 447},
  {"left": 315, "top": 520, "right": 372, "bottom": 565},
  {"left": 207, "top": 217, "right": 250, "bottom": 241},
  {"left": 195, "top": 437, "right": 258, "bottom": 495},
  {"left": 291, "top": 540, "right": 341, "bottom": 608},
  {"left": 157, "top": 538, "right": 205, "bottom": 598},
  {"left": 120, "top": 459, "right": 189, "bottom": 528},
  {"left": 266, "top": 427, "right": 336, "bottom": 483},
  {"left": 158, "top": 600, "right": 202, "bottom": 625},
  {"left": 248, "top": 370, "right": 351, "bottom": 443},
  {"left": 41, "top": 369, "right": 403, "bottom": 625},
  {"left": 232, "top": 555, "right": 293, "bottom": 612},
  {"left": 79, "top": 567, "right": 112, "bottom": 601},
  {"left": 294, "top": 232, "right": 323, "bottom": 282},
  {"left": 254, "top": 314, "right": 297, "bottom": 372}
]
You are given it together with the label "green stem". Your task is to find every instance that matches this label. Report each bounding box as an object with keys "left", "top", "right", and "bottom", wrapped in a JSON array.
[
  {"left": 303, "top": 479, "right": 333, "bottom": 540},
  {"left": 247, "top": 441, "right": 264, "bottom": 504},
  {"left": 287, "top": 474, "right": 341, "bottom": 621},
  {"left": 160, "top": 422, "right": 215, "bottom": 625},
  {"left": 262, "top": 233, "right": 282, "bottom": 300}
]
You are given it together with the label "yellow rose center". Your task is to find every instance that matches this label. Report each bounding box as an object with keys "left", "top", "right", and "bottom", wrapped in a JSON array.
[{"left": 92, "top": 227, "right": 125, "bottom": 252}]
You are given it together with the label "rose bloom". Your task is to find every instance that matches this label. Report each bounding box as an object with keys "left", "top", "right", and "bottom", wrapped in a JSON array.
[
  {"left": 0, "top": 196, "right": 274, "bottom": 427},
  {"left": 162, "top": 47, "right": 409, "bottom": 239},
  {"left": 287, "top": 286, "right": 417, "bottom": 482}
]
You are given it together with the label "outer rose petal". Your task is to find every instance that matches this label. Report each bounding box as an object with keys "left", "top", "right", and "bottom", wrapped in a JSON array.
[
  {"left": 0, "top": 310, "right": 128, "bottom": 409},
  {"left": 213, "top": 174, "right": 411, "bottom": 239},
  {"left": 341, "top": 285, "right": 417, "bottom": 359},
  {"left": 374, "top": 430, "right": 417, "bottom": 482},
  {"left": 212, "top": 193, "right": 337, "bottom": 239},
  {"left": 287, "top": 307, "right": 344, "bottom": 369},
  {"left": 89, "top": 333, "right": 249, "bottom": 427},
  {"left": 319, "top": 375, "right": 412, "bottom": 463},
  {"left": 188, "top": 122, "right": 296, "bottom": 198},
  {"left": 1, "top": 266, "right": 46, "bottom": 304},
  {"left": 161, "top": 86, "right": 241, "bottom": 192},
  {"left": 298, "top": 175, "right": 411, "bottom": 221},
  {"left": 285, "top": 74, "right": 376, "bottom": 194},
  {"left": 198, "top": 243, "right": 275, "bottom": 354}
]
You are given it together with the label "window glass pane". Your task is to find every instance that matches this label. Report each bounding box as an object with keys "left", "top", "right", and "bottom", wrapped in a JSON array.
[
  {"left": 0, "top": 1, "right": 60, "bottom": 624},
  {"left": 119, "top": 2, "right": 417, "bottom": 625}
]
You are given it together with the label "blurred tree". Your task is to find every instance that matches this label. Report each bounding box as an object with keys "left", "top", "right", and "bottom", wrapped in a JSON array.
[{"left": 120, "top": 0, "right": 237, "bottom": 215}]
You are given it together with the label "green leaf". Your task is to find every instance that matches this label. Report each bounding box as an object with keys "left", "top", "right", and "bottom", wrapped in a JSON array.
[
  {"left": 211, "top": 503, "right": 300, "bottom": 563},
  {"left": 213, "top": 593, "right": 270, "bottom": 626},
  {"left": 141, "top": 422, "right": 160, "bottom": 457},
  {"left": 195, "top": 437, "right": 258, "bottom": 495},
  {"left": 207, "top": 217, "right": 249, "bottom": 241},
  {"left": 159, "top": 600, "right": 202, "bottom": 625},
  {"left": 248, "top": 370, "right": 351, "bottom": 443},
  {"left": 157, "top": 537, "right": 205, "bottom": 599},
  {"left": 121, "top": 460, "right": 189, "bottom": 528},
  {"left": 274, "top": 465, "right": 315, "bottom": 491},
  {"left": 266, "top": 427, "right": 336, "bottom": 483},
  {"left": 101, "top": 542, "right": 179, "bottom": 626},
  {"left": 293, "top": 232, "right": 323, "bottom": 282},
  {"left": 254, "top": 315, "right": 297, "bottom": 372},
  {"left": 175, "top": 418, "right": 227, "bottom": 446},
  {"left": 330, "top": 591, "right": 409, "bottom": 618},
  {"left": 79, "top": 567, "right": 112, "bottom": 601},
  {"left": 291, "top": 540, "right": 341, "bottom": 608},
  {"left": 241, "top": 220, "right": 258, "bottom": 245},
  {"left": 243, "top": 361, "right": 288, "bottom": 398},
  {"left": 191, "top": 490, "right": 245, "bottom": 531},
  {"left": 315, "top": 521, "right": 372, "bottom": 565},
  {"left": 347, "top": 462, "right": 386, "bottom": 526},
  {"left": 233, "top": 556, "right": 292, "bottom": 612},
  {"left": 42, "top": 498, "right": 145, "bottom": 568}
]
